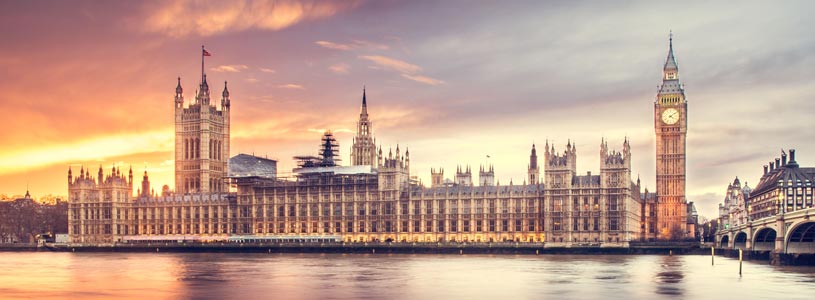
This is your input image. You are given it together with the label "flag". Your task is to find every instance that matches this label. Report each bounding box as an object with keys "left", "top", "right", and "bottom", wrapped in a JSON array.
[{"left": 203, "top": 49, "right": 212, "bottom": 56}]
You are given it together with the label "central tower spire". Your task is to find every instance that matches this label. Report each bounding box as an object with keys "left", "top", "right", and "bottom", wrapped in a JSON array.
[
  {"left": 361, "top": 86, "right": 368, "bottom": 115},
  {"left": 351, "top": 86, "right": 377, "bottom": 166}
]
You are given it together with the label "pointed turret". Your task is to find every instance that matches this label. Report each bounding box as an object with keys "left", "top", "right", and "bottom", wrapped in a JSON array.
[
  {"left": 176, "top": 77, "right": 183, "bottom": 95},
  {"left": 351, "top": 86, "right": 376, "bottom": 166},
  {"left": 361, "top": 86, "right": 368, "bottom": 115},
  {"left": 528, "top": 143, "right": 540, "bottom": 185},
  {"left": 68, "top": 166, "right": 73, "bottom": 184},
  {"left": 664, "top": 32, "right": 678, "bottom": 72},
  {"left": 658, "top": 32, "right": 684, "bottom": 96},
  {"left": 98, "top": 165, "right": 103, "bottom": 185},
  {"left": 175, "top": 76, "right": 184, "bottom": 109},
  {"left": 141, "top": 170, "right": 150, "bottom": 197},
  {"left": 201, "top": 74, "right": 209, "bottom": 91},
  {"left": 221, "top": 81, "right": 230, "bottom": 109}
]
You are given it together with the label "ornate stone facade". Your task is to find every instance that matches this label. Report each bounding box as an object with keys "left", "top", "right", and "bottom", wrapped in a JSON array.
[
  {"left": 654, "top": 34, "right": 689, "bottom": 239},
  {"left": 174, "top": 48, "right": 230, "bottom": 194},
  {"left": 350, "top": 88, "right": 377, "bottom": 167},
  {"left": 67, "top": 43, "right": 668, "bottom": 246},
  {"left": 718, "top": 177, "right": 751, "bottom": 230}
]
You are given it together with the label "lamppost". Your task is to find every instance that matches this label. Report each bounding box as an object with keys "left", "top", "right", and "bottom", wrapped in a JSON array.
[
  {"left": 747, "top": 205, "right": 752, "bottom": 223},
  {"left": 778, "top": 190, "right": 785, "bottom": 215}
]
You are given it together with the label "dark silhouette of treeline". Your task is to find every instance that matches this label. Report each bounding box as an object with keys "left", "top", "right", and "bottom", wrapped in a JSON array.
[{"left": 0, "top": 194, "right": 68, "bottom": 243}]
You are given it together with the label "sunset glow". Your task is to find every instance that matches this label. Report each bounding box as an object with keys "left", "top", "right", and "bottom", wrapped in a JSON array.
[{"left": 1, "top": 0, "right": 813, "bottom": 220}]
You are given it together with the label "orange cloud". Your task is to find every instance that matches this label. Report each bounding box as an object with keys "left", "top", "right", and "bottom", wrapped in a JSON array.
[
  {"left": 316, "top": 41, "right": 353, "bottom": 51},
  {"left": 211, "top": 64, "right": 249, "bottom": 72},
  {"left": 142, "top": 0, "right": 359, "bottom": 37},
  {"left": 358, "top": 55, "right": 444, "bottom": 86},
  {"left": 0, "top": 129, "right": 173, "bottom": 176},
  {"left": 329, "top": 63, "right": 350, "bottom": 74},
  {"left": 402, "top": 74, "right": 445, "bottom": 86},
  {"left": 277, "top": 83, "right": 305, "bottom": 89},
  {"left": 358, "top": 55, "right": 421, "bottom": 74},
  {"left": 316, "top": 39, "right": 389, "bottom": 51}
]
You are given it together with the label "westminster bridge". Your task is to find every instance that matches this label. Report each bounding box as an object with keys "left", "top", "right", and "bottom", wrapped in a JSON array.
[{"left": 716, "top": 207, "right": 815, "bottom": 255}]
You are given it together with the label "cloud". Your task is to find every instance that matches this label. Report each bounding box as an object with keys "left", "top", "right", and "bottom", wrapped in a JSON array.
[
  {"left": 316, "top": 41, "right": 353, "bottom": 51},
  {"left": 352, "top": 40, "right": 389, "bottom": 51},
  {"left": 358, "top": 55, "right": 421, "bottom": 74},
  {"left": 258, "top": 67, "right": 276, "bottom": 73},
  {"left": 0, "top": 129, "right": 173, "bottom": 176},
  {"left": 141, "top": 0, "right": 359, "bottom": 37},
  {"left": 277, "top": 83, "right": 305, "bottom": 89},
  {"left": 402, "top": 74, "right": 445, "bottom": 86},
  {"left": 246, "top": 77, "right": 260, "bottom": 83},
  {"left": 358, "top": 55, "right": 444, "bottom": 85},
  {"left": 307, "top": 128, "right": 353, "bottom": 134},
  {"left": 210, "top": 64, "right": 249, "bottom": 72},
  {"left": 329, "top": 63, "right": 350, "bottom": 74},
  {"left": 316, "top": 39, "right": 389, "bottom": 51}
]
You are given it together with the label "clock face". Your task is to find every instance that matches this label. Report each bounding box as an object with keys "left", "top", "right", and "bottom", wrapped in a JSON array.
[{"left": 662, "top": 108, "right": 679, "bottom": 125}]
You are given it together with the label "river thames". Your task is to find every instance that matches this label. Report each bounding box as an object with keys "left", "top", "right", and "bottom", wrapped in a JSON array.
[{"left": 1, "top": 252, "right": 814, "bottom": 299}]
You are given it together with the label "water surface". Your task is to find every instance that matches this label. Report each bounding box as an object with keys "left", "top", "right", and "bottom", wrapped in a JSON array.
[{"left": 1, "top": 252, "right": 813, "bottom": 299}]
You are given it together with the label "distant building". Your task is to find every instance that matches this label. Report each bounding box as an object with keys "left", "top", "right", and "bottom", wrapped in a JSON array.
[
  {"left": 717, "top": 177, "right": 751, "bottom": 230},
  {"left": 716, "top": 149, "right": 815, "bottom": 254},
  {"left": 687, "top": 201, "right": 698, "bottom": 238},
  {"left": 748, "top": 150, "right": 813, "bottom": 220},
  {"left": 66, "top": 39, "right": 692, "bottom": 246}
]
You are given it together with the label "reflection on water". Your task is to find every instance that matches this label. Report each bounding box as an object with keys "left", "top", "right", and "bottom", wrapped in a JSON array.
[
  {"left": 655, "top": 256, "right": 685, "bottom": 295},
  {"left": 1, "top": 252, "right": 815, "bottom": 299}
]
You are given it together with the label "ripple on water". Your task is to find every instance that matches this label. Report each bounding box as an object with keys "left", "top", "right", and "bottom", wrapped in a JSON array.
[{"left": 2, "top": 253, "right": 815, "bottom": 300}]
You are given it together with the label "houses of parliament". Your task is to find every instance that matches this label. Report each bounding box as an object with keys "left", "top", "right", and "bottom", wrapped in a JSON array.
[{"left": 67, "top": 37, "right": 690, "bottom": 245}]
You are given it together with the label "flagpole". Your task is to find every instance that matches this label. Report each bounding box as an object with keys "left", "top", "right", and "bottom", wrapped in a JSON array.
[{"left": 201, "top": 45, "right": 205, "bottom": 85}]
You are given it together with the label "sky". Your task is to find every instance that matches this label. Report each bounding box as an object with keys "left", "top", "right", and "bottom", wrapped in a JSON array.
[{"left": 0, "top": 0, "right": 813, "bottom": 218}]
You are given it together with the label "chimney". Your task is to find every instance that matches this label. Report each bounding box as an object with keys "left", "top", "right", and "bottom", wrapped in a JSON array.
[
  {"left": 775, "top": 158, "right": 781, "bottom": 168},
  {"left": 763, "top": 165, "right": 768, "bottom": 175},
  {"left": 782, "top": 151, "right": 788, "bottom": 166},
  {"left": 790, "top": 149, "right": 796, "bottom": 163},
  {"left": 770, "top": 161, "right": 775, "bottom": 171}
]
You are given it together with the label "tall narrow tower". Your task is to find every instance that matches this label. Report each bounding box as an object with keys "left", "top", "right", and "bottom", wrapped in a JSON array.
[
  {"left": 351, "top": 87, "right": 377, "bottom": 166},
  {"left": 654, "top": 33, "right": 688, "bottom": 239},
  {"left": 174, "top": 46, "right": 230, "bottom": 194},
  {"left": 528, "top": 144, "right": 539, "bottom": 184}
]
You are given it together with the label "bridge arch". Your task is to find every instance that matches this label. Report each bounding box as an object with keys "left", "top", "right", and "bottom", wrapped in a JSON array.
[
  {"left": 720, "top": 235, "right": 730, "bottom": 248},
  {"left": 734, "top": 231, "right": 748, "bottom": 250},
  {"left": 786, "top": 221, "right": 815, "bottom": 254},
  {"left": 753, "top": 227, "right": 777, "bottom": 251}
]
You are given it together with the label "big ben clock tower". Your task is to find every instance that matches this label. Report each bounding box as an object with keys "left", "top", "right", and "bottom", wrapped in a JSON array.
[{"left": 655, "top": 33, "right": 687, "bottom": 239}]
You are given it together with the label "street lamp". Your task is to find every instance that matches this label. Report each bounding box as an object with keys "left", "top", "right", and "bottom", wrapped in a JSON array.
[
  {"left": 747, "top": 205, "right": 752, "bottom": 222},
  {"left": 778, "top": 190, "right": 785, "bottom": 215}
]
